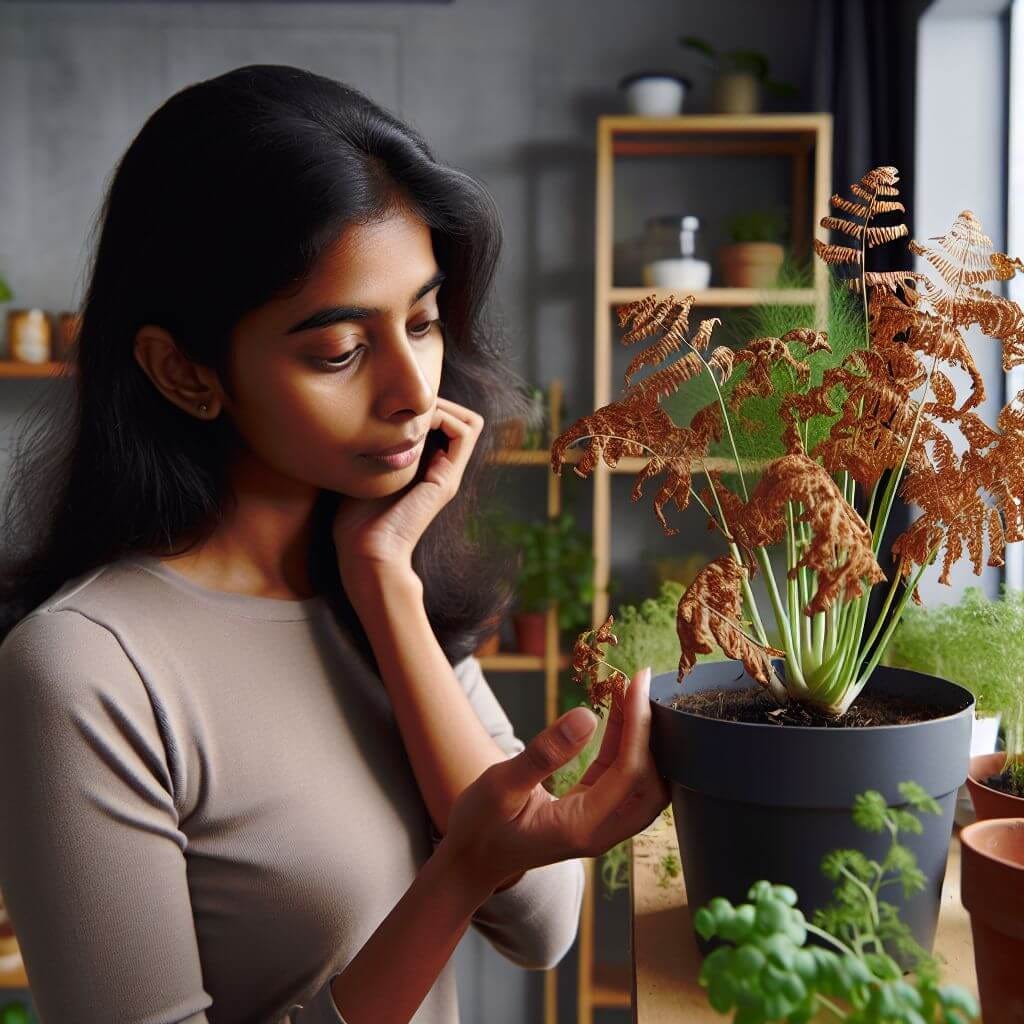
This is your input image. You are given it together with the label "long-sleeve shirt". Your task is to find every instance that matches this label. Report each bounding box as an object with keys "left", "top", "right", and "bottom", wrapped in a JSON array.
[{"left": 0, "top": 554, "right": 585, "bottom": 1024}]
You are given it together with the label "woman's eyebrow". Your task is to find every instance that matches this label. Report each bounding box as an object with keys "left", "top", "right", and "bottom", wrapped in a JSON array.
[{"left": 285, "top": 269, "right": 446, "bottom": 335}]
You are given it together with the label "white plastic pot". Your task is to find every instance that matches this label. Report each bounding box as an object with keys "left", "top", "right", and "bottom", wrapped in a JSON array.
[
  {"left": 619, "top": 72, "right": 691, "bottom": 116},
  {"left": 956, "top": 710, "right": 1002, "bottom": 826}
]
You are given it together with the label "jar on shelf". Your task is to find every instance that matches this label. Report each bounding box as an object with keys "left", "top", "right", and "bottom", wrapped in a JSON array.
[
  {"left": 641, "top": 214, "right": 711, "bottom": 290},
  {"left": 5, "top": 308, "right": 52, "bottom": 364}
]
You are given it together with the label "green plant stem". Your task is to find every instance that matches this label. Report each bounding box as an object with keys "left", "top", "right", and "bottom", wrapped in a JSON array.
[{"left": 854, "top": 553, "right": 936, "bottom": 693}]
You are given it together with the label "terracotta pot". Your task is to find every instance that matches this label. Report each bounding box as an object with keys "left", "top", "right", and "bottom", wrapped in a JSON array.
[
  {"left": 710, "top": 70, "right": 761, "bottom": 114},
  {"left": 967, "top": 752, "right": 1024, "bottom": 821},
  {"left": 474, "top": 631, "right": 501, "bottom": 657},
  {"left": 512, "top": 611, "right": 547, "bottom": 656},
  {"left": 496, "top": 418, "right": 525, "bottom": 450},
  {"left": 718, "top": 242, "right": 785, "bottom": 288},
  {"left": 960, "top": 818, "right": 1024, "bottom": 1023}
]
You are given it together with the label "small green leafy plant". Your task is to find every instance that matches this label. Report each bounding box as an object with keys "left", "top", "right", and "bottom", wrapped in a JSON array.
[
  {"left": 728, "top": 209, "right": 787, "bottom": 245},
  {"left": 694, "top": 782, "right": 979, "bottom": 1022},
  {"left": 883, "top": 585, "right": 1024, "bottom": 797},
  {"left": 678, "top": 36, "right": 798, "bottom": 98},
  {"left": 489, "top": 511, "right": 595, "bottom": 635}
]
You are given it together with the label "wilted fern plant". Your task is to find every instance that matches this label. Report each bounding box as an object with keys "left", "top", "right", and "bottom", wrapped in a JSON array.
[{"left": 558, "top": 166, "right": 1024, "bottom": 718}]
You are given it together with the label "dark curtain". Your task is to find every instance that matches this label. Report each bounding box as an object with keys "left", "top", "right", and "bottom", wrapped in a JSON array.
[{"left": 812, "top": 0, "right": 935, "bottom": 629}]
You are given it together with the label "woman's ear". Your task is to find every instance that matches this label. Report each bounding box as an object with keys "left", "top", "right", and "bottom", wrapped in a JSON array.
[{"left": 133, "top": 324, "right": 223, "bottom": 419}]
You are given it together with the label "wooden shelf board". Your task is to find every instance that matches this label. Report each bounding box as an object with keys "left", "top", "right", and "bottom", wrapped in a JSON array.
[
  {"left": 601, "top": 112, "right": 831, "bottom": 135},
  {"left": 609, "top": 286, "right": 817, "bottom": 307},
  {"left": 0, "top": 960, "right": 28, "bottom": 989},
  {"left": 0, "top": 360, "right": 72, "bottom": 378},
  {"left": 477, "top": 653, "right": 569, "bottom": 672}
]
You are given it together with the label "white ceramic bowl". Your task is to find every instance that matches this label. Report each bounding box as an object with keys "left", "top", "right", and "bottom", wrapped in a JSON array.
[
  {"left": 642, "top": 258, "right": 711, "bottom": 289},
  {"left": 619, "top": 73, "right": 690, "bottom": 116}
]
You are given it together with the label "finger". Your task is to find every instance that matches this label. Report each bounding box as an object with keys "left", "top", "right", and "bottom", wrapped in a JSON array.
[
  {"left": 576, "top": 673, "right": 630, "bottom": 788},
  {"left": 580, "top": 665, "right": 653, "bottom": 821},
  {"left": 499, "top": 707, "right": 598, "bottom": 795},
  {"left": 424, "top": 407, "right": 475, "bottom": 486}
]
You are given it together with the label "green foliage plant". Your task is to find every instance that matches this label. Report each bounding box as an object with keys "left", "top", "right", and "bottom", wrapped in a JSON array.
[
  {"left": 490, "top": 511, "right": 595, "bottom": 635},
  {"left": 884, "top": 585, "right": 1024, "bottom": 795},
  {"left": 694, "top": 782, "right": 979, "bottom": 1023},
  {"left": 678, "top": 36, "right": 799, "bottom": 98},
  {"left": 728, "top": 209, "right": 787, "bottom": 245}
]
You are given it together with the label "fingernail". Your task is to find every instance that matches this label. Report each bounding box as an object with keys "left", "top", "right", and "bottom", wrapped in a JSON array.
[
  {"left": 560, "top": 708, "right": 594, "bottom": 742},
  {"left": 642, "top": 666, "right": 652, "bottom": 694}
]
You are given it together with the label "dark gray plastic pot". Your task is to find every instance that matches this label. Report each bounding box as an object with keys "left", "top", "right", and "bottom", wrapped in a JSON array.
[{"left": 649, "top": 660, "right": 974, "bottom": 956}]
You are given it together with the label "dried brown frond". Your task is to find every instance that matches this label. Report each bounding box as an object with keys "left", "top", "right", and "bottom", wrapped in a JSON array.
[
  {"left": 697, "top": 471, "right": 762, "bottom": 573},
  {"left": 551, "top": 295, "right": 720, "bottom": 536},
  {"left": 845, "top": 270, "right": 925, "bottom": 295},
  {"left": 891, "top": 387, "right": 1024, "bottom": 597},
  {"left": 675, "top": 555, "right": 784, "bottom": 687},
  {"left": 570, "top": 615, "right": 629, "bottom": 709},
  {"left": 728, "top": 328, "right": 827, "bottom": 429},
  {"left": 777, "top": 296, "right": 929, "bottom": 486},
  {"left": 747, "top": 454, "right": 886, "bottom": 614},
  {"left": 617, "top": 292, "right": 705, "bottom": 389},
  {"left": 813, "top": 242, "right": 863, "bottom": 266},
  {"left": 819, "top": 167, "right": 914, "bottom": 293}
]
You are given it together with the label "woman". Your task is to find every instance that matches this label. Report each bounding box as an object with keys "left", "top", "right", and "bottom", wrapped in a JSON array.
[{"left": 0, "top": 65, "right": 669, "bottom": 1024}]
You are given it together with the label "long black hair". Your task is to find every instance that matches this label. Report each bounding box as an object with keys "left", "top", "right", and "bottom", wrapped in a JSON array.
[{"left": 0, "top": 64, "right": 532, "bottom": 670}]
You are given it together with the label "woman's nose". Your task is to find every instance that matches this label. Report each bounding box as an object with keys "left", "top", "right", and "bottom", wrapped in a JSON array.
[{"left": 374, "top": 328, "right": 436, "bottom": 418}]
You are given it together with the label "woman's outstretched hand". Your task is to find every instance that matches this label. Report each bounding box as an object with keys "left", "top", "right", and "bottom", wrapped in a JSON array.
[
  {"left": 332, "top": 397, "right": 482, "bottom": 580},
  {"left": 439, "top": 664, "right": 670, "bottom": 894}
]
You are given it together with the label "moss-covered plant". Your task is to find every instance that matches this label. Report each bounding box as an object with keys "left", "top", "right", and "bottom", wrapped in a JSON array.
[{"left": 694, "top": 782, "right": 979, "bottom": 1022}]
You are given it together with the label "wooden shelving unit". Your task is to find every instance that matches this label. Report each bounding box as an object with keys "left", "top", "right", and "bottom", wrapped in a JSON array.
[{"left": 574, "top": 112, "right": 834, "bottom": 1024}]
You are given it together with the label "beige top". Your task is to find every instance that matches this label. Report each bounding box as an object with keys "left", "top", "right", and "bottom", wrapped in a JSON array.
[{"left": 0, "top": 555, "right": 585, "bottom": 1024}]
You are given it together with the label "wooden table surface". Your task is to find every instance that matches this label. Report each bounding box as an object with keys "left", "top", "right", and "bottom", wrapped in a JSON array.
[{"left": 630, "top": 811, "right": 979, "bottom": 1022}]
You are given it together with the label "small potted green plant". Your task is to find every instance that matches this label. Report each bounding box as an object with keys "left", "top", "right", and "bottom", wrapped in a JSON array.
[
  {"left": 719, "top": 209, "right": 787, "bottom": 288},
  {"left": 696, "top": 782, "right": 979, "bottom": 1021},
  {"left": 493, "top": 511, "right": 595, "bottom": 656},
  {"left": 495, "top": 381, "right": 547, "bottom": 450},
  {"left": 883, "top": 585, "right": 1024, "bottom": 822},
  {"left": 960, "top": 817, "right": 1024, "bottom": 1021},
  {"left": 678, "top": 36, "right": 798, "bottom": 114}
]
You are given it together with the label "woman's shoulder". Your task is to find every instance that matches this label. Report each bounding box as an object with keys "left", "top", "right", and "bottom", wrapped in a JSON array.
[{"left": 0, "top": 559, "right": 148, "bottom": 695}]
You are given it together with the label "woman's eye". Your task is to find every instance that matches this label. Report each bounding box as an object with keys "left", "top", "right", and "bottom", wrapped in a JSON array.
[
  {"left": 410, "top": 318, "right": 443, "bottom": 338},
  {"left": 312, "top": 347, "right": 363, "bottom": 371},
  {"left": 310, "top": 320, "right": 442, "bottom": 372}
]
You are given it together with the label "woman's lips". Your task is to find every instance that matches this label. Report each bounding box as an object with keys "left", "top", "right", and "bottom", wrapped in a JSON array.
[{"left": 359, "top": 435, "right": 426, "bottom": 469}]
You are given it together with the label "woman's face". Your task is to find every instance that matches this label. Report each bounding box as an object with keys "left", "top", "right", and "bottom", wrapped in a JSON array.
[{"left": 223, "top": 206, "right": 445, "bottom": 500}]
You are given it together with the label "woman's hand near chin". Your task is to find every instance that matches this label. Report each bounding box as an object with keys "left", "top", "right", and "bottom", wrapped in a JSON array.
[{"left": 331, "top": 396, "right": 482, "bottom": 594}]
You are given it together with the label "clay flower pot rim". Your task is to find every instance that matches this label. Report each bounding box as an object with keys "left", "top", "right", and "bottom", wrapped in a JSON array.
[
  {"left": 651, "top": 664, "right": 974, "bottom": 732},
  {"left": 960, "top": 817, "right": 1024, "bottom": 870},
  {"left": 967, "top": 751, "right": 1024, "bottom": 798}
]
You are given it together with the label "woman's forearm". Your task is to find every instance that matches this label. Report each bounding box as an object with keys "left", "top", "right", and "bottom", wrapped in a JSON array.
[
  {"left": 347, "top": 566, "right": 512, "bottom": 838},
  {"left": 329, "top": 838, "right": 494, "bottom": 1023}
]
